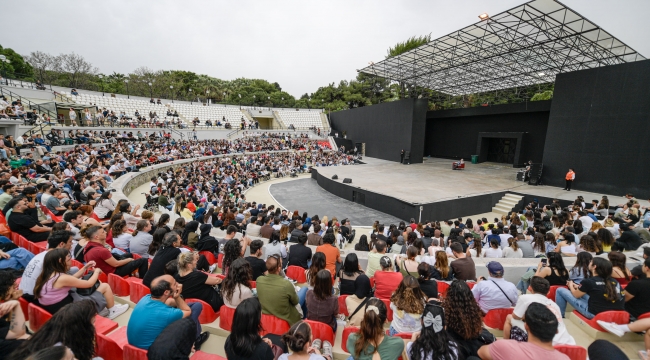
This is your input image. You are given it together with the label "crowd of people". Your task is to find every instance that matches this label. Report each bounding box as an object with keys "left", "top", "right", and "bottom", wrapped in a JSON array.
[{"left": 0, "top": 125, "right": 648, "bottom": 359}]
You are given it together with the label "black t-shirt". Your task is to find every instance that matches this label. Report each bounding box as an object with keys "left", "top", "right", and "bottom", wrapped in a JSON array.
[
  {"left": 245, "top": 256, "right": 267, "bottom": 280},
  {"left": 419, "top": 279, "right": 439, "bottom": 299},
  {"left": 624, "top": 278, "right": 650, "bottom": 318},
  {"left": 286, "top": 243, "right": 312, "bottom": 269},
  {"left": 341, "top": 226, "right": 350, "bottom": 238},
  {"left": 225, "top": 336, "right": 274, "bottom": 360},
  {"left": 7, "top": 212, "right": 50, "bottom": 242},
  {"left": 579, "top": 276, "right": 625, "bottom": 315},
  {"left": 175, "top": 270, "right": 222, "bottom": 312},
  {"left": 0, "top": 314, "right": 25, "bottom": 359},
  {"left": 143, "top": 246, "right": 181, "bottom": 288}
]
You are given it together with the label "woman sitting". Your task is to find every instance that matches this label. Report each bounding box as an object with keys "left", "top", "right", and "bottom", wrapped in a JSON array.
[
  {"left": 222, "top": 258, "right": 255, "bottom": 308},
  {"left": 34, "top": 249, "right": 128, "bottom": 319},
  {"left": 147, "top": 228, "right": 168, "bottom": 258},
  {"left": 555, "top": 257, "right": 625, "bottom": 319},
  {"left": 483, "top": 238, "right": 502, "bottom": 258},
  {"left": 406, "top": 303, "right": 459, "bottom": 360},
  {"left": 354, "top": 235, "right": 370, "bottom": 252},
  {"left": 111, "top": 220, "right": 131, "bottom": 252},
  {"left": 222, "top": 238, "right": 244, "bottom": 276},
  {"left": 78, "top": 205, "right": 108, "bottom": 229},
  {"left": 345, "top": 274, "right": 373, "bottom": 327},
  {"left": 175, "top": 252, "right": 223, "bottom": 312},
  {"left": 442, "top": 280, "right": 486, "bottom": 358},
  {"left": 430, "top": 251, "right": 453, "bottom": 281},
  {"left": 466, "top": 238, "right": 484, "bottom": 258},
  {"left": 306, "top": 270, "right": 339, "bottom": 332},
  {"left": 142, "top": 232, "right": 182, "bottom": 288},
  {"left": 338, "top": 253, "right": 364, "bottom": 296},
  {"left": 503, "top": 237, "right": 523, "bottom": 258},
  {"left": 535, "top": 252, "right": 570, "bottom": 286},
  {"left": 555, "top": 233, "right": 577, "bottom": 256},
  {"left": 225, "top": 297, "right": 285, "bottom": 360},
  {"left": 130, "top": 219, "right": 153, "bottom": 258},
  {"left": 347, "top": 297, "right": 405, "bottom": 360},
  {"left": 608, "top": 252, "right": 632, "bottom": 287},
  {"left": 181, "top": 220, "right": 199, "bottom": 248},
  {"left": 374, "top": 256, "right": 403, "bottom": 300},
  {"left": 396, "top": 246, "right": 420, "bottom": 278},
  {"left": 93, "top": 191, "right": 115, "bottom": 220},
  {"left": 389, "top": 275, "right": 427, "bottom": 335},
  {"left": 280, "top": 320, "right": 333, "bottom": 360}
]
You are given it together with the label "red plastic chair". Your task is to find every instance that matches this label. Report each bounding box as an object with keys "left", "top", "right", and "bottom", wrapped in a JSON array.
[
  {"left": 186, "top": 298, "right": 220, "bottom": 323},
  {"left": 28, "top": 303, "right": 52, "bottom": 332},
  {"left": 286, "top": 265, "right": 307, "bottom": 283},
  {"left": 341, "top": 326, "right": 360, "bottom": 353},
  {"left": 219, "top": 305, "right": 236, "bottom": 331},
  {"left": 260, "top": 313, "right": 291, "bottom": 336},
  {"left": 0, "top": 211, "right": 12, "bottom": 238},
  {"left": 379, "top": 298, "right": 393, "bottom": 321},
  {"left": 10, "top": 232, "right": 19, "bottom": 244},
  {"left": 638, "top": 312, "right": 650, "bottom": 320},
  {"left": 250, "top": 280, "right": 256, "bottom": 289},
  {"left": 305, "top": 319, "right": 335, "bottom": 345},
  {"left": 572, "top": 310, "right": 629, "bottom": 332},
  {"left": 199, "top": 250, "right": 217, "bottom": 265},
  {"left": 192, "top": 351, "right": 227, "bottom": 360},
  {"left": 483, "top": 308, "right": 514, "bottom": 330},
  {"left": 554, "top": 344, "right": 587, "bottom": 360},
  {"left": 437, "top": 281, "right": 450, "bottom": 297},
  {"left": 393, "top": 332, "right": 413, "bottom": 340},
  {"left": 339, "top": 295, "right": 349, "bottom": 316},
  {"left": 92, "top": 212, "right": 105, "bottom": 222},
  {"left": 217, "top": 253, "right": 224, "bottom": 268},
  {"left": 17, "top": 235, "right": 30, "bottom": 250},
  {"left": 28, "top": 241, "right": 48, "bottom": 254},
  {"left": 547, "top": 285, "right": 567, "bottom": 302},
  {"left": 71, "top": 259, "right": 85, "bottom": 271},
  {"left": 108, "top": 273, "right": 143, "bottom": 297},
  {"left": 18, "top": 297, "right": 29, "bottom": 321},
  {"left": 466, "top": 282, "right": 476, "bottom": 290},
  {"left": 129, "top": 281, "right": 151, "bottom": 303},
  {"left": 96, "top": 326, "right": 128, "bottom": 360},
  {"left": 95, "top": 315, "right": 119, "bottom": 335},
  {"left": 123, "top": 343, "right": 148, "bottom": 360},
  {"left": 42, "top": 207, "right": 63, "bottom": 222}
]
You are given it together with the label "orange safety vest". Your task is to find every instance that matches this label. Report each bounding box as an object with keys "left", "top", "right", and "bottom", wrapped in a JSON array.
[{"left": 565, "top": 171, "right": 575, "bottom": 181}]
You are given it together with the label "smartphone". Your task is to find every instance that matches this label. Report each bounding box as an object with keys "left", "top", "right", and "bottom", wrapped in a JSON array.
[{"left": 541, "top": 258, "right": 547, "bottom": 266}]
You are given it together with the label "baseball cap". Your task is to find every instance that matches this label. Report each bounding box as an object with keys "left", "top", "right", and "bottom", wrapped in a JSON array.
[{"left": 486, "top": 261, "right": 504, "bottom": 276}]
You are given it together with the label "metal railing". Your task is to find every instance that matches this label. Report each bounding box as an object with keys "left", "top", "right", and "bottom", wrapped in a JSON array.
[{"left": 0, "top": 86, "right": 58, "bottom": 121}]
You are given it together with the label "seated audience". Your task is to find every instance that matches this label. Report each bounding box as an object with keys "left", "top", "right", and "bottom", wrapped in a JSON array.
[
  {"left": 142, "top": 232, "right": 182, "bottom": 288},
  {"left": 347, "top": 298, "right": 405, "bottom": 360},
  {"left": 484, "top": 238, "right": 503, "bottom": 258},
  {"left": 19, "top": 231, "right": 74, "bottom": 301},
  {"left": 534, "top": 252, "right": 570, "bottom": 286},
  {"left": 175, "top": 251, "right": 223, "bottom": 312},
  {"left": 430, "top": 251, "right": 454, "bottom": 281},
  {"left": 6, "top": 197, "right": 51, "bottom": 242},
  {"left": 256, "top": 255, "right": 301, "bottom": 325},
  {"left": 306, "top": 269, "right": 339, "bottom": 331},
  {"left": 555, "top": 233, "right": 577, "bottom": 256},
  {"left": 286, "top": 234, "right": 312, "bottom": 270},
  {"left": 225, "top": 298, "right": 282, "bottom": 360},
  {"left": 389, "top": 275, "right": 427, "bottom": 335},
  {"left": 417, "top": 263, "right": 438, "bottom": 300},
  {"left": 568, "top": 251, "right": 593, "bottom": 284},
  {"left": 374, "top": 256, "right": 403, "bottom": 300},
  {"left": 222, "top": 258, "right": 255, "bottom": 308},
  {"left": 315, "top": 233, "right": 341, "bottom": 278},
  {"left": 338, "top": 253, "right": 364, "bottom": 295},
  {"left": 83, "top": 226, "right": 148, "bottom": 279},
  {"left": 365, "top": 239, "right": 387, "bottom": 277},
  {"left": 147, "top": 318, "right": 196, "bottom": 360},
  {"left": 280, "top": 320, "right": 333, "bottom": 360},
  {"left": 502, "top": 238, "right": 523, "bottom": 258},
  {"left": 608, "top": 251, "right": 632, "bottom": 287},
  {"left": 442, "top": 280, "right": 486, "bottom": 358},
  {"left": 346, "top": 274, "right": 373, "bottom": 326},
  {"left": 406, "top": 303, "right": 459, "bottom": 360},
  {"left": 181, "top": 221, "right": 199, "bottom": 248},
  {"left": 612, "top": 222, "right": 643, "bottom": 251},
  {"left": 396, "top": 246, "right": 420, "bottom": 278},
  {"left": 127, "top": 275, "right": 209, "bottom": 350},
  {"left": 111, "top": 220, "right": 130, "bottom": 251},
  {"left": 477, "top": 303, "right": 571, "bottom": 360},
  {"left": 555, "top": 257, "right": 625, "bottom": 319},
  {"left": 129, "top": 219, "right": 154, "bottom": 258},
  {"left": 472, "top": 261, "right": 518, "bottom": 312},
  {"left": 621, "top": 257, "right": 650, "bottom": 319},
  {"left": 246, "top": 239, "right": 269, "bottom": 280},
  {"left": 449, "top": 243, "right": 476, "bottom": 281},
  {"left": 0, "top": 271, "right": 29, "bottom": 357}
]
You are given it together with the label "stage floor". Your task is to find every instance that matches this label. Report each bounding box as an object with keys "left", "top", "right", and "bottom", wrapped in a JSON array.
[{"left": 315, "top": 157, "right": 635, "bottom": 206}]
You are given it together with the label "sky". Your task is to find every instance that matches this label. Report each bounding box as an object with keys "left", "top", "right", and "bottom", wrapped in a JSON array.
[{"left": 3, "top": 0, "right": 649, "bottom": 97}]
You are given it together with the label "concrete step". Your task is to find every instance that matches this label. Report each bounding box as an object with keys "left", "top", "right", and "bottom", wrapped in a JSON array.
[{"left": 503, "top": 194, "right": 523, "bottom": 202}]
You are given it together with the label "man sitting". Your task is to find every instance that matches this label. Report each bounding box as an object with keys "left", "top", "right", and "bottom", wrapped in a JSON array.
[
  {"left": 452, "top": 158, "right": 465, "bottom": 170},
  {"left": 472, "top": 261, "right": 518, "bottom": 312},
  {"left": 365, "top": 239, "right": 387, "bottom": 277},
  {"left": 83, "top": 226, "right": 148, "bottom": 278},
  {"left": 449, "top": 243, "right": 476, "bottom": 281},
  {"left": 503, "top": 276, "right": 575, "bottom": 345},
  {"left": 245, "top": 240, "right": 268, "bottom": 280},
  {"left": 45, "top": 188, "right": 67, "bottom": 216},
  {"left": 127, "top": 275, "right": 209, "bottom": 350},
  {"left": 6, "top": 197, "right": 52, "bottom": 242},
  {"left": 256, "top": 255, "right": 301, "bottom": 325},
  {"left": 478, "top": 303, "right": 570, "bottom": 360}
]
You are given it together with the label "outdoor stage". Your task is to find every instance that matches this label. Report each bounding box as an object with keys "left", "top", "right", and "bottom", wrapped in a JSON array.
[{"left": 312, "top": 157, "right": 636, "bottom": 222}]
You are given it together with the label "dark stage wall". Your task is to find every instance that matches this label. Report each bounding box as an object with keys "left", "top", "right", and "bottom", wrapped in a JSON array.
[
  {"left": 425, "top": 101, "right": 551, "bottom": 165},
  {"left": 542, "top": 60, "right": 650, "bottom": 198},
  {"left": 330, "top": 98, "right": 428, "bottom": 163}
]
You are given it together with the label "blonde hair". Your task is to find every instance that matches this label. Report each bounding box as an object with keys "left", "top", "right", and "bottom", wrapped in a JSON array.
[
  {"left": 177, "top": 251, "right": 197, "bottom": 272},
  {"left": 590, "top": 222, "right": 603, "bottom": 232}
]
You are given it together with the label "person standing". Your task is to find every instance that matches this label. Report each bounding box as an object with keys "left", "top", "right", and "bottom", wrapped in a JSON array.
[
  {"left": 564, "top": 168, "right": 575, "bottom": 191},
  {"left": 400, "top": 149, "right": 405, "bottom": 164},
  {"left": 68, "top": 108, "right": 78, "bottom": 126}
]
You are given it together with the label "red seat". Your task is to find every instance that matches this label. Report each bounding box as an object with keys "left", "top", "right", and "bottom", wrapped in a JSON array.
[
  {"left": 379, "top": 298, "right": 393, "bottom": 321},
  {"left": 92, "top": 212, "right": 105, "bottom": 222},
  {"left": 28, "top": 303, "right": 52, "bottom": 332},
  {"left": 436, "top": 281, "right": 450, "bottom": 297},
  {"left": 369, "top": 277, "right": 375, "bottom": 288},
  {"left": 18, "top": 297, "right": 29, "bottom": 321},
  {"left": 483, "top": 308, "right": 514, "bottom": 330},
  {"left": 28, "top": 241, "right": 48, "bottom": 254},
  {"left": 250, "top": 280, "right": 256, "bottom": 289},
  {"left": 219, "top": 305, "right": 236, "bottom": 331},
  {"left": 260, "top": 313, "right": 291, "bottom": 336},
  {"left": 305, "top": 319, "right": 335, "bottom": 345},
  {"left": 97, "top": 326, "right": 128, "bottom": 360},
  {"left": 339, "top": 295, "right": 349, "bottom": 316},
  {"left": 192, "top": 351, "right": 227, "bottom": 360},
  {"left": 0, "top": 211, "right": 12, "bottom": 238},
  {"left": 71, "top": 259, "right": 85, "bottom": 271},
  {"left": 123, "top": 343, "right": 148, "bottom": 360},
  {"left": 95, "top": 315, "right": 119, "bottom": 335},
  {"left": 341, "top": 326, "right": 360, "bottom": 353},
  {"left": 554, "top": 344, "right": 587, "bottom": 360},
  {"left": 98, "top": 272, "right": 108, "bottom": 283},
  {"left": 186, "top": 298, "right": 220, "bottom": 323},
  {"left": 466, "top": 282, "right": 476, "bottom": 289},
  {"left": 17, "top": 235, "right": 30, "bottom": 250},
  {"left": 393, "top": 332, "right": 413, "bottom": 340},
  {"left": 217, "top": 253, "right": 224, "bottom": 268},
  {"left": 638, "top": 312, "right": 650, "bottom": 320},
  {"left": 199, "top": 250, "right": 217, "bottom": 265},
  {"left": 129, "top": 281, "right": 151, "bottom": 303},
  {"left": 10, "top": 232, "right": 19, "bottom": 244},
  {"left": 572, "top": 310, "right": 629, "bottom": 332},
  {"left": 108, "top": 274, "right": 143, "bottom": 296},
  {"left": 286, "top": 265, "right": 307, "bottom": 283},
  {"left": 42, "top": 207, "right": 63, "bottom": 222},
  {"left": 547, "top": 285, "right": 567, "bottom": 301}
]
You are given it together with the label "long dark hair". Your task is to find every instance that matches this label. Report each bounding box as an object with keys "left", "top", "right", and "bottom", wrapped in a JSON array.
[
  {"left": 547, "top": 252, "right": 569, "bottom": 280},
  {"left": 570, "top": 252, "right": 593, "bottom": 280},
  {"left": 353, "top": 298, "right": 387, "bottom": 358},
  {"left": 9, "top": 300, "right": 98, "bottom": 360},
  {"left": 608, "top": 252, "right": 630, "bottom": 281},
  {"left": 597, "top": 228, "right": 614, "bottom": 247},
  {"left": 308, "top": 252, "right": 326, "bottom": 287},
  {"left": 34, "top": 249, "right": 69, "bottom": 300},
  {"left": 181, "top": 220, "right": 199, "bottom": 245},
  {"left": 592, "top": 257, "right": 619, "bottom": 302},
  {"left": 222, "top": 258, "right": 252, "bottom": 303},
  {"left": 148, "top": 228, "right": 168, "bottom": 256},
  {"left": 156, "top": 213, "right": 170, "bottom": 228},
  {"left": 225, "top": 298, "right": 263, "bottom": 357},
  {"left": 409, "top": 303, "right": 457, "bottom": 360},
  {"left": 222, "top": 239, "right": 242, "bottom": 273},
  {"left": 341, "top": 253, "right": 362, "bottom": 277},
  {"left": 313, "top": 269, "right": 333, "bottom": 301},
  {"left": 533, "top": 232, "right": 545, "bottom": 253},
  {"left": 442, "top": 280, "right": 484, "bottom": 340}
]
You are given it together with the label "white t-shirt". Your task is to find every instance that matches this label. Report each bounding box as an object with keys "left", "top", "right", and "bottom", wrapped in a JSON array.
[
  {"left": 484, "top": 247, "right": 503, "bottom": 258},
  {"left": 19, "top": 251, "right": 48, "bottom": 295},
  {"left": 502, "top": 247, "right": 523, "bottom": 258},
  {"left": 511, "top": 293, "right": 576, "bottom": 345}
]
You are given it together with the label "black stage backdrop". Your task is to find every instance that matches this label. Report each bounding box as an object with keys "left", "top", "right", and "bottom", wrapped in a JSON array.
[
  {"left": 542, "top": 60, "right": 650, "bottom": 198},
  {"left": 425, "top": 101, "right": 551, "bottom": 164},
  {"left": 330, "top": 98, "right": 428, "bottom": 163}
]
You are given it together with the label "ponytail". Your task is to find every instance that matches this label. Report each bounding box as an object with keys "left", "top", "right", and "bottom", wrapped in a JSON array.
[{"left": 354, "top": 298, "right": 387, "bottom": 358}]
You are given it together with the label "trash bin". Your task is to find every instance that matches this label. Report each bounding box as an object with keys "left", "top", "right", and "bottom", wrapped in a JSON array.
[{"left": 471, "top": 155, "right": 479, "bottom": 164}]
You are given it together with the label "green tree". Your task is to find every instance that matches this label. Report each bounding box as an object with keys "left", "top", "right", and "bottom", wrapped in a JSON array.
[{"left": 0, "top": 45, "right": 34, "bottom": 80}]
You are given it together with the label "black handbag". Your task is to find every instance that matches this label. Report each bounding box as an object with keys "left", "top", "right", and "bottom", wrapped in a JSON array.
[{"left": 76, "top": 273, "right": 100, "bottom": 296}]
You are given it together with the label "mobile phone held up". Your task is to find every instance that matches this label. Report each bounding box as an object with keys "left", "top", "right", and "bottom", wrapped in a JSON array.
[{"left": 541, "top": 258, "right": 547, "bottom": 266}]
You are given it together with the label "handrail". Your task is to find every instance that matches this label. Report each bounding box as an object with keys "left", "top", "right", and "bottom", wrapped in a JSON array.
[{"left": 0, "top": 86, "right": 58, "bottom": 120}]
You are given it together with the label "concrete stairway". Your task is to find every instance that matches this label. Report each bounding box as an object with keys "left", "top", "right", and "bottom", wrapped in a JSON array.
[
  {"left": 272, "top": 111, "right": 287, "bottom": 128},
  {"left": 320, "top": 112, "right": 330, "bottom": 130},
  {"left": 491, "top": 193, "right": 523, "bottom": 215},
  {"left": 240, "top": 109, "right": 255, "bottom": 124}
]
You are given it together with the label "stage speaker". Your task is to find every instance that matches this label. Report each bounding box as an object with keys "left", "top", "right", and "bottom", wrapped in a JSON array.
[
  {"left": 529, "top": 177, "right": 539, "bottom": 186},
  {"left": 332, "top": 175, "right": 338, "bottom": 180},
  {"left": 343, "top": 178, "right": 352, "bottom": 184},
  {"left": 528, "top": 163, "right": 543, "bottom": 185}
]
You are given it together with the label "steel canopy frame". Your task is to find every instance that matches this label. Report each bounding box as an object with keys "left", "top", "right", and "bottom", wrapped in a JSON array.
[{"left": 359, "top": 0, "right": 646, "bottom": 96}]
